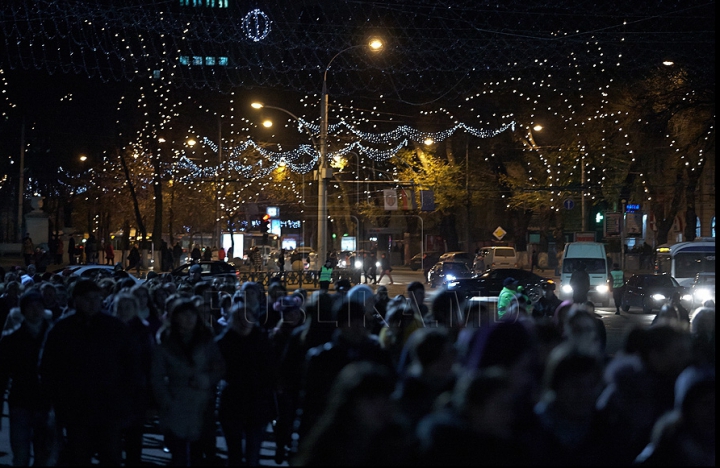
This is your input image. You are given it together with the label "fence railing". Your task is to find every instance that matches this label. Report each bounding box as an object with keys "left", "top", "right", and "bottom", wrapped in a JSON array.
[{"left": 236, "top": 268, "right": 362, "bottom": 289}]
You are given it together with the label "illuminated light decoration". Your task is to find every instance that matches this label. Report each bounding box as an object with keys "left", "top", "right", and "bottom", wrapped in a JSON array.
[{"left": 242, "top": 9, "right": 271, "bottom": 42}]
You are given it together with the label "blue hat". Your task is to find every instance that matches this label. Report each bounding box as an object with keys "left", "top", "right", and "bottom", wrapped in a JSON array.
[{"left": 503, "top": 277, "right": 518, "bottom": 287}]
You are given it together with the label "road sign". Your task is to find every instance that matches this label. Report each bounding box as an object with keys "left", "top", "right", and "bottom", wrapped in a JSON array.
[
  {"left": 563, "top": 198, "right": 575, "bottom": 210},
  {"left": 493, "top": 226, "right": 507, "bottom": 240}
]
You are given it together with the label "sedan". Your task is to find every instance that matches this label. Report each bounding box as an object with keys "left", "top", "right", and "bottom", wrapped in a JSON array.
[
  {"left": 621, "top": 274, "right": 691, "bottom": 313},
  {"left": 171, "top": 261, "right": 238, "bottom": 285},
  {"left": 427, "top": 261, "right": 473, "bottom": 288},
  {"left": 445, "top": 268, "right": 549, "bottom": 303},
  {"left": 59, "top": 265, "right": 143, "bottom": 284},
  {"left": 409, "top": 251, "right": 442, "bottom": 271}
]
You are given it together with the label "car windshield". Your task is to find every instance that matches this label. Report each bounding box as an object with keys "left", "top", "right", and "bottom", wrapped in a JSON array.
[
  {"left": 444, "top": 263, "right": 469, "bottom": 273},
  {"left": 494, "top": 249, "right": 515, "bottom": 257},
  {"left": 643, "top": 276, "right": 675, "bottom": 288},
  {"left": 562, "top": 258, "right": 607, "bottom": 274}
]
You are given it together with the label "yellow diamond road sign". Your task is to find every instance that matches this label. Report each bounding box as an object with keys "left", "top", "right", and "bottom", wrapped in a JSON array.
[{"left": 493, "top": 226, "right": 507, "bottom": 240}]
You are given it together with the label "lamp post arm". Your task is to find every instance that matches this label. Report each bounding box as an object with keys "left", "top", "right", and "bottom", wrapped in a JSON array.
[{"left": 260, "top": 104, "right": 319, "bottom": 150}]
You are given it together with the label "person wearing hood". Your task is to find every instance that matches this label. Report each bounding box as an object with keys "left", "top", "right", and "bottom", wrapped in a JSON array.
[
  {"left": 0, "top": 290, "right": 57, "bottom": 466},
  {"left": 497, "top": 277, "right": 519, "bottom": 319}
]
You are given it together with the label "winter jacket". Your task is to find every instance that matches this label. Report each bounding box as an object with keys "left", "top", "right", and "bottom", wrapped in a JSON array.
[
  {"left": 215, "top": 326, "right": 276, "bottom": 427},
  {"left": 39, "top": 310, "right": 142, "bottom": 427},
  {"left": 0, "top": 314, "right": 53, "bottom": 411},
  {"left": 151, "top": 330, "right": 225, "bottom": 441}
]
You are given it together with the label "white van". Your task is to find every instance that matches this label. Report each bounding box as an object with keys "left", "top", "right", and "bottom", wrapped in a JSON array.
[
  {"left": 474, "top": 246, "right": 518, "bottom": 272},
  {"left": 559, "top": 242, "right": 611, "bottom": 306}
]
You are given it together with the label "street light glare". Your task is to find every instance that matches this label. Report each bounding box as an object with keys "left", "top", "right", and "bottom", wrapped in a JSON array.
[
  {"left": 368, "top": 38, "right": 383, "bottom": 51},
  {"left": 662, "top": 60, "right": 674, "bottom": 66},
  {"left": 187, "top": 138, "right": 196, "bottom": 147},
  {"left": 263, "top": 120, "right": 273, "bottom": 128},
  {"left": 533, "top": 125, "right": 543, "bottom": 131},
  {"left": 79, "top": 155, "right": 87, "bottom": 162},
  {"left": 251, "top": 102, "right": 264, "bottom": 109},
  {"left": 424, "top": 138, "right": 434, "bottom": 146}
]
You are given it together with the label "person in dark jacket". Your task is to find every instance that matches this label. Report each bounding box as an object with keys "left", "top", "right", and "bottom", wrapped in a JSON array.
[
  {"left": 297, "top": 299, "right": 394, "bottom": 446},
  {"left": 112, "top": 292, "right": 156, "bottom": 466},
  {"left": 216, "top": 300, "right": 277, "bottom": 466},
  {"left": 0, "top": 291, "right": 57, "bottom": 466},
  {"left": 38, "top": 279, "right": 143, "bottom": 466},
  {"left": 569, "top": 262, "right": 591, "bottom": 304}
]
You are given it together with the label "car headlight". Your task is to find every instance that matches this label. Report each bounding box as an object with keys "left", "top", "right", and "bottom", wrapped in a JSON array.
[
  {"left": 338, "top": 260, "right": 347, "bottom": 268},
  {"left": 693, "top": 288, "right": 713, "bottom": 302},
  {"left": 681, "top": 294, "right": 693, "bottom": 302},
  {"left": 596, "top": 284, "right": 609, "bottom": 294},
  {"left": 448, "top": 281, "right": 460, "bottom": 288},
  {"left": 651, "top": 293, "right": 667, "bottom": 301},
  {"left": 354, "top": 260, "right": 363, "bottom": 269},
  {"left": 562, "top": 284, "right": 573, "bottom": 294},
  {"left": 445, "top": 274, "right": 456, "bottom": 281}
]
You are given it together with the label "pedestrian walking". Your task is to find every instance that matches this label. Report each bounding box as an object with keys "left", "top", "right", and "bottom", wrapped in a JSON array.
[
  {"left": 215, "top": 300, "right": 276, "bottom": 466},
  {"left": 39, "top": 279, "right": 143, "bottom": 466},
  {"left": 171, "top": 242, "right": 183, "bottom": 269},
  {"left": 85, "top": 234, "right": 98, "bottom": 264},
  {"left": 22, "top": 233, "right": 34, "bottom": 267},
  {"left": 376, "top": 252, "right": 394, "bottom": 285},
  {"left": 105, "top": 241, "right": 115, "bottom": 265},
  {"left": 67, "top": 236, "right": 76, "bottom": 265},
  {"left": 252, "top": 247, "right": 263, "bottom": 272},
  {"left": 277, "top": 248, "right": 285, "bottom": 273},
  {"left": 0, "top": 291, "right": 58, "bottom": 467},
  {"left": 190, "top": 244, "right": 202, "bottom": 264},
  {"left": 55, "top": 236, "right": 64, "bottom": 265},
  {"left": 569, "top": 262, "right": 591, "bottom": 304},
  {"left": 128, "top": 244, "right": 141, "bottom": 271},
  {"left": 531, "top": 248, "right": 539, "bottom": 272},
  {"left": 609, "top": 263, "right": 625, "bottom": 315},
  {"left": 151, "top": 297, "right": 225, "bottom": 466},
  {"left": 318, "top": 259, "right": 334, "bottom": 291}
]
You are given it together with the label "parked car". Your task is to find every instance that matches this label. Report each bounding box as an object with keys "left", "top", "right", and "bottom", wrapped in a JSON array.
[
  {"left": 437, "top": 251, "right": 474, "bottom": 270},
  {"left": 621, "top": 273, "right": 691, "bottom": 314},
  {"left": 409, "top": 251, "right": 442, "bottom": 271},
  {"left": 171, "top": 260, "right": 238, "bottom": 284},
  {"left": 475, "top": 246, "right": 519, "bottom": 271},
  {"left": 445, "top": 268, "right": 549, "bottom": 303},
  {"left": 59, "top": 265, "right": 142, "bottom": 284},
  {"left": 427, "top": 261, "right": 473, "bottom": 288},
  {"left": 689, "top": 272, "right": 715, "bottom": 308}
]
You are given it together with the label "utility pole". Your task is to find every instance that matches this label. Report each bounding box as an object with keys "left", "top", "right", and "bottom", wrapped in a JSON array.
[
  {"left": 216, "top": 116, "right": 223, "bottom": 251},
  {"left": 581, "top": 157, "right": 586, "bottom": 232},
  {"left": 465, "top": 137, "right": 471, "bottom": 252},
  {"left": 17, "top": 118, "right": 25, "bottom": 242}
]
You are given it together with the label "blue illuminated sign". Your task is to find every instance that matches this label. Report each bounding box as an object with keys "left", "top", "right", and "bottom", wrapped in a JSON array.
[{"left": 626, "top": 204, "right": 641, "bottom": 212}]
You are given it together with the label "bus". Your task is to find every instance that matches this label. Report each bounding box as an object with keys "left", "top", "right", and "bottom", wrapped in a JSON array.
[{"left": 655, "top": 238, "right": 715, "bottom": 287}]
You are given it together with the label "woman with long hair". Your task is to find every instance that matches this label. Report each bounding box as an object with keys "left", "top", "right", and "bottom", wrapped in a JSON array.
[{"left": 150, "top": 298, "right": 225, "bottom": 466}]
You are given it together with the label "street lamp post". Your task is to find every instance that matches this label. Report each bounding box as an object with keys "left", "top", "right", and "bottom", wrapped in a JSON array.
[{"left": 252, "top": 37, "right": 382, "bottom": 260}]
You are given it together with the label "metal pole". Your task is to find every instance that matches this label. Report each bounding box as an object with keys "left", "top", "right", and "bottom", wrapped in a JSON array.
[
  {"left": 318, "top": 81, "right": 329, "bottom": 262},
  {"left": 581, "top": 157, "right": 586, "bottom": 232},
  {"left": 17, "top": 118, "right": 25, "bottom": 242},
  {"left": 216, "top": 117, "right": 222, "bottom": 250},
  {"left": 621, "top": 199, "right": 626, "bottom": 271},
  {"left": 465, "top": 137, "right": 470, "bottom": 252}
]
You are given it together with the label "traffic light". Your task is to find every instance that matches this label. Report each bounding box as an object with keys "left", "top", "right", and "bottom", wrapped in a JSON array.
[
  {"left": 261, "top": 214, "right": 270, "bottom": 244},
  {"left": 261, "top": 214, "right": 271, "bottom": 233}
]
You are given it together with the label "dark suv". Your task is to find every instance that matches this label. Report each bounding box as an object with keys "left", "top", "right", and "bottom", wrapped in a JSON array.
[{"left": 171, "top": 261, "right": 238, "bottom": 285}]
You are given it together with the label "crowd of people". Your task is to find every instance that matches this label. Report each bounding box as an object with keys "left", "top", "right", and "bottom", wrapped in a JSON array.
[{"left": 0, "top": 259, "right": 715, "bottom": 466}]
